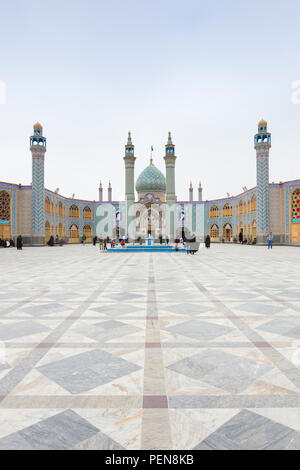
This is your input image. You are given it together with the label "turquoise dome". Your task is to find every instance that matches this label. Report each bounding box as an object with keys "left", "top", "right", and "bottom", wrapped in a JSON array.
[{"left": 136, "top": 163, "right": 166, "bottom": 193}]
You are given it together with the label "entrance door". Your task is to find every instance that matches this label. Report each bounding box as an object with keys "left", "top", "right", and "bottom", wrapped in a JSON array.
[
  {"left": 291, "top": 223, "right": 300, "bottom": 243},
  {"left": 0, "top": 224, "right": 11, "bottom": 240},
  {"left": 223, "top": 223, "right": 232, "bottom": 242}
]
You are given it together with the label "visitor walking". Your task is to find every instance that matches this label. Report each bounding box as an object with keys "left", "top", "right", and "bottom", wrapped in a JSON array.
[
  {"left": 239, "top": 231, "right": 243, "bottom": 244},
  {"left": 268, "top": 231, "right": 273, "bottom": 249},
  {"left": 99, "top": 237, "right": 104, "bottom": 250},
  {"left": 17, "top": 235, "right": 23, "bottom": 250},
  {"left": 104, "top": 237, "right": 107, "bottom": 251},
  {"left": 205, "top": 234, "right": 211, "bottom": 248}
]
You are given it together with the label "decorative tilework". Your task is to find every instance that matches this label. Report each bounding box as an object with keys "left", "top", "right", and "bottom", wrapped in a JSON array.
[{"left": 136, "top": 163, "right": 166, "bottom": 192}]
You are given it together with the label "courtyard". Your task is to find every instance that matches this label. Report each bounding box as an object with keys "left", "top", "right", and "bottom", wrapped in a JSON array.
[{"left": 0, "top": 243, "right": 299, "bottom": 449}]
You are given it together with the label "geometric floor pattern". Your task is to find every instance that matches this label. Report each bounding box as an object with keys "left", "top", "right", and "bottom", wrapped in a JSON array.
[{"left": 0, "top": 243, "right": 299, "bottom": 449}]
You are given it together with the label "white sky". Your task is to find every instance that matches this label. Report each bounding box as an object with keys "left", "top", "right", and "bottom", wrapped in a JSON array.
[{"left": 0, "top": 0, "right": 300, "bottom": 202}]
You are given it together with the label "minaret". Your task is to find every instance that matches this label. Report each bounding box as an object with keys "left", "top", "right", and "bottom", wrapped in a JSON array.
[
  {"left": 30, "top": 122, "right": 46, "bottom": 245},
  {"left": 189, "top": 182, "right": 193, "bottom": 202},
  {"left": 254, "top": 119, "right": 271, "bottom": 244},
  {"left": 99, "top": 181, "right": 103, "bottom": 202},
  {"left": 123, "top": 131, "right": 136, "bottom": 239},
  {"left": 198, "top": 182, "right": 203, "bottom": 201},
  {"left": 164, "top": 132, "right": 177, "bottom": 240},
  {"left": 108, "top": 181, "right": 112, "bottom": 202}
]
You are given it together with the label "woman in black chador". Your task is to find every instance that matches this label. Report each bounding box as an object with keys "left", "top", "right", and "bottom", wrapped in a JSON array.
[
  {"left": 205, "top": 234, "right": 211, "bottom": 248},
  {"left": 16, "top": 235, "right": 23, "bottom": 250},
  {"left": 47, "top": 235, "right": 54, "bottom": 246}
]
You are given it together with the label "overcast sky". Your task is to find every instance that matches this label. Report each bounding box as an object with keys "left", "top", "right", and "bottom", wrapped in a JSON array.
[{"left": 1, "top": 0, "right": 300, "bottom": 202}]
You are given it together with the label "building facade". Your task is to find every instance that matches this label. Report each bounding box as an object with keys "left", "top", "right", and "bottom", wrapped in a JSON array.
[{"left": 0, "top": 120, "right": 300, "bottom": 245}]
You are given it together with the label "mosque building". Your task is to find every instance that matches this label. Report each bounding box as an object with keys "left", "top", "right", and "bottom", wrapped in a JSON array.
[{"left": 0, "top": 120, "right": 300, "bottom": 245}]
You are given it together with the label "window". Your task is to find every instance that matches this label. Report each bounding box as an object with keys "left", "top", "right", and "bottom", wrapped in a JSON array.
[
  {"left": 210, "top": 223, "right": 219, "bottom": 239},
  {"left": 209, "top": 205, "right": 219, "bottom": 218},
  {"left": 69, "top": 204, "right": 79, "bottom": 218},
  {"left": 45, "top": 196, "right": 51, "bottom": 214},
  {"left": 291, "top": 188, "right": 300, "bottom": 220},
  {"left": 222, "top": 203, "right": 232, "bottom": 218},
  {"left": 83, "top": 206, "right": 92, "bottom": 219},
  {"left": 0, "top": 191, "right": 10, "bottom": 221}
]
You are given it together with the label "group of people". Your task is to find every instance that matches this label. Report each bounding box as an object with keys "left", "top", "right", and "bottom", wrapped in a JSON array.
[
  {"left": 236, "top": 231, "right": 257, "bottom": 245},
  {"left": 47, "top": 235, "right": 66, "bottom": 247},
  {"left": 92, "top": 235, "right": 111, "bottom": 251},
  {"left": 0, "top": 238, "right": 15, "bottom": 248},
  {"left": 0, "top": 235, "right": 23, "bottom": 249}
]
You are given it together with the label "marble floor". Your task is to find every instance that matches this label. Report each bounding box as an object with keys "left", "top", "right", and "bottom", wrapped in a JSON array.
[{"left": 0, "top": 243, "right": 300, "bottom": 449}]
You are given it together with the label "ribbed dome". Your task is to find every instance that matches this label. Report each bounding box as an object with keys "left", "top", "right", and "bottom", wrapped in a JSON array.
[{"left": 136, "top": 163, "right": 166, "bottom": 193}]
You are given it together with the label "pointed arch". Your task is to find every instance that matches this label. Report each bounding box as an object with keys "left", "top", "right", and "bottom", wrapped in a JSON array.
[
  {"left": 222, "top": 222, "right": 233, "bottom": 242},
  {"left": 83, "top": 206, "right": 92, "bottom": 219},
  {"left": 251, "top": 194, "right": 256, "bottom": 213},
  {"left": 45, "top": 220, "right": 51, "bottom": 242},
  {"left": 83, "top": 223, "right": 92, "bottom": 241},
  {"left": 69, "top": 204, "right": 79, "bottom": 218},
  {"left": 210, "top": 223, "right": 219, "bottom": 241},
  {"left": 69, "top": 223, "right": 79, "bottom": 242},
  {"left": 0, "top": 190, "right": 11, "bottom": 239},
  {"left": 45, "top": 196, "right": 51, "bottom": 214},
  {"left": 222, "top": 203, "right": 232, "bottom": 218},
  {"left": 291, "top": 188, "right": 300, "bottom": 242},
  {"left": 209, "top": 205, "right": 219, "bottom": 218}
]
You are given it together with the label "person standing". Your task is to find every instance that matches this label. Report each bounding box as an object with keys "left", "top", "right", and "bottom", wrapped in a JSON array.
[
  {"left": 47, "top": 235, "right": 54, "bottom": 246},
  {"left": 268, "top": 231, "right": 273, "bottom": 249},
  {"left": 239, "top": 231, "right": 243, "bottom": 244},
  {"left": 17, "top": 235, "right": 23, "bottom": 250},
  {"left": 205, "top": 234, "right": 211, "bottom": 248}
]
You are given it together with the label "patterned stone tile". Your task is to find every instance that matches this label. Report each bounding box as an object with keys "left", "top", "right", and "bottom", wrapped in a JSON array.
[
  {"left": 0, "top": 410, "right": 99, "bottom": 450},
  {"left": 167, "top": 349, "right": 272, "bottom": 393},
  {"left": 165, "top": 319, "right": 234, "bottom": 341},
  {"left": 194, "top": 409, "right": 298, "bottom": 450},
  {"left": 37, "top": 349, "right": 141, "bottom": 394}
]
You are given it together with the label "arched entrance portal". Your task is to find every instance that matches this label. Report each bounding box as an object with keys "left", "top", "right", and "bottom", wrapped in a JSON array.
[
  {"left": 0, "top": 190, "right": 11, "bottom": 240},
  {"left": 223, "top": 223, "right": 232, "bottom": 242},
  {"left": 210, "top": 223, "right": 219, "bottom": 241},
  {"left": 69, "top": 223, "right": 79, "bottom": 243},
  {"left": 291, "top": 188, "right": 300, "bottom": 242},
  {"left": 251, "top": 220, "right": 257, "bottom": 241}
]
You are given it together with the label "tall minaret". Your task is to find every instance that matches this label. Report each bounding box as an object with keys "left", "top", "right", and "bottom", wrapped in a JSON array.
[
  {"left": 254, "top": 119, "right": 271, "bottom": 244},
  {"left": 198, "top": 182, "right": 203, "bottom": 201},
  {"left": 123, "top": 131, "right": 136, "bottom": 239},
  {"left": 30, "top": 122, "right": 46, "bottom": 245},
  {"left": 164, "top": 132, "right": 177, "bottom": 240},
  {"left": 189, "top": 182, "right": 193, "bottom": 202},
  {"left": 99, "top": 181, "right": 103, "bottom": 202},
  {"left": 108, "top": 181, "right": 112, "bottom": 202}
]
